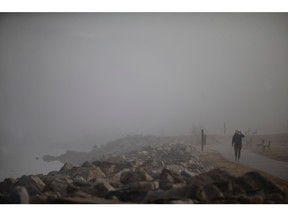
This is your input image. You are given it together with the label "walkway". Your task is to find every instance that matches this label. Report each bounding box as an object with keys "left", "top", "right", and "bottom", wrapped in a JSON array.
[{"left": 208, "top": 142, "right": 288, "bottom": 181}]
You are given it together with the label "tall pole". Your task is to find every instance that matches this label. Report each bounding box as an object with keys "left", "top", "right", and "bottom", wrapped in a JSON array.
[
  {"left": 201, "top": 129, "right": 204, "bottom": 152},
  {"left": 224, "top": 122, "right": 226, "bottom": 136}
]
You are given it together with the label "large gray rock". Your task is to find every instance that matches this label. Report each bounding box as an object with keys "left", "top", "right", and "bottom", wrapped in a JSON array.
[
  {"left": 159, "top": 168, "right": 181, "bottom": 190},
  {"left": 92, "top": 161, "right": 116, "bottom": 174},
  {"left": 122, "top": 181, "right": 159, "bottom": 192},
  {"left": 234, "top": 172, "right": 285, "bottom": 196},
  {"left": 43, "top": 176, "right": 73, "bottom": 194},
  {"left": 144, "top": 186, "right": 190, "bottom": 203},
  {"left": 181, "top": 170, "right": 196, "bottom": 179},
  {"left": 187, "top": 168, "right": 234, "bottom": 185},
  {"left": 0, "top": 178, "right": 17, "bottom": 194},
  {"left": 68, "top": 167, "right": 106, "bottom": 182},
  {"left": 187, "top": 184, "right": 207, "bottom": 202},
  {"left": 73, "top": 175, "right": 90, "bottom": 186},
  {"left": 214, "top": 181, "right": 233, "bottom": 194},
  {"left": 15, "top": 175, "right": 46, "bottom": 196},
  {"left": 147, "top": 169, "right": 162, "bottom": 180},
  {"left": 59, "top": 162, "right": 73, "bottom": 172},
  {"left": 114, "top": 168, "right": 130, "bottom": 180},
  {"left": 30, "top": 191, "right": 61, "bottom": 204},
  {"left": 120, "top": 169, "right": 153, "bottom": 184},
  {"left": 7, "top": 186, "right": 30, "bottom": 204},
  {"left": 81, "top": 161, "right": 95, "bottom": 168},
  {"left": 203, "top": 184, "right": 224, "bottom": 201},
  {"left": 94, "top": 182, "right": 115, "bottom": 194}
]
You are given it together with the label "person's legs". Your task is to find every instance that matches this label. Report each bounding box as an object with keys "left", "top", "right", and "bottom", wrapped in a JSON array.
[
  {"left": 235, "top": 147, "right": 239, "bottom": 161},
  {"left": 238, "top": 144, "right": 242, "bottom": 162},
  {"left": 234, "top": 146, "right": 237, "bottom": 161}
]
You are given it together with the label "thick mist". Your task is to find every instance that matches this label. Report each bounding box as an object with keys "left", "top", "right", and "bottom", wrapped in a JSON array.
[{"left": 0, "top": 13, "right": 288, "bottom": 179}]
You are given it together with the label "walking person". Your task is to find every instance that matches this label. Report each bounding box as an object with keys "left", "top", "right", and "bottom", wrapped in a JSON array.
[{"left": 232, "top": 130, "right": 245, "bottom": 162}]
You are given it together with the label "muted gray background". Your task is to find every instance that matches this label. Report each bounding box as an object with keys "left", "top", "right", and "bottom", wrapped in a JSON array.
[{"left": 0, "top": 13, "right": 288, "bottom": 178}]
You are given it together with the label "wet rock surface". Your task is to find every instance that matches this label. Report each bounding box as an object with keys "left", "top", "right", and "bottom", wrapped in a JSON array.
[{"left": 1, "top": 136, "right": 288, "bottom": 203}]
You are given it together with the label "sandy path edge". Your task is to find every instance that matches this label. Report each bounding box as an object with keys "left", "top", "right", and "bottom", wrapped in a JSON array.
[{"left": 199, "top": 147, "right": 288, "bottom": 192}]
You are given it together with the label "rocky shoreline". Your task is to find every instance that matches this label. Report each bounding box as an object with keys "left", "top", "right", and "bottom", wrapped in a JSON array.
[{"left": 1, "top": 136, "right": 287, "bottom": 204}]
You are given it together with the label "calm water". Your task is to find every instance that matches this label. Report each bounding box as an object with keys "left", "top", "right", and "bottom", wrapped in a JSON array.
[
  {"left": 0, "top": 135, "right": 113, "bottom": 181},
  {"left": 0, "top": 146, "right": 63, "bottom": 181}
]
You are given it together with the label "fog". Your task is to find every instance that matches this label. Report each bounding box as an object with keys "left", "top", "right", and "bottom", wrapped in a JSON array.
[{"left": 0, "top": 13, "right": 288, "bottom": 179}]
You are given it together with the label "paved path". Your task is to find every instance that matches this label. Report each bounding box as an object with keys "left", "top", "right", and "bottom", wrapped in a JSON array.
[{"left": 207, "top": 142, "right": 288, "bottom": 181}]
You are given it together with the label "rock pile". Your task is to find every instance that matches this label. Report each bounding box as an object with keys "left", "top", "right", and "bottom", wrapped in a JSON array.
[
  {"left": 42, "top": 135, "right": 195, "bottom": 165},
  {"left": 1, "top": 139, "right": 287, "bottom": 204}
]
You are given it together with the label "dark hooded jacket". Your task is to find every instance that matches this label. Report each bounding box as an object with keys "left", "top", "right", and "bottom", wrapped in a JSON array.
[{"left": 232, "top": 133, "right": 245, "bottom": 147}]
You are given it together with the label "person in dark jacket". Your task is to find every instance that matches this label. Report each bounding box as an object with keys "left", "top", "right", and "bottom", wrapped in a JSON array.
[{"left": 232, "top": 130, "right": 245, "bottom": 162}]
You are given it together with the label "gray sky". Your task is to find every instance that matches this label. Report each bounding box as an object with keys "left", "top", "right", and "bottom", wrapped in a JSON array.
[{"left": 0, "top": 13, "right": 288, "bottom": 151}]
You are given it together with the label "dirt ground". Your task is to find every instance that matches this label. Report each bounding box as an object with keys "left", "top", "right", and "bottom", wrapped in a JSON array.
[
  {"left": 245, "top": 143, "right": 288, "bottom": 163},
  {"left": 241, "top": 134, "right": 288, "bottom": 162},
  {"left": 199, "top": 148, "right": 288, "bottom": 191}
]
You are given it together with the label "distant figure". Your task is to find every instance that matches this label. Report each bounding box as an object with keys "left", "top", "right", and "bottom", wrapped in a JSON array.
[{"left": 232, "top": 130, "right": 245, "bottom": 162}]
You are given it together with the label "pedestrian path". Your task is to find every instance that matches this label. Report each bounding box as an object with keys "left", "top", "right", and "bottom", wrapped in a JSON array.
[{"left": 208, "top": 143, "right": 288, "bottom": 181}]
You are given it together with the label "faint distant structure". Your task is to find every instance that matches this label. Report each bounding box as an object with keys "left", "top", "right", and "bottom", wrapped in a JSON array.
[
  {"left": 224, "top": 122, "right": 227, "bottom": 136},
  {"left": 246, "top": 128, "right": 251, "bottom": 135},
  {"left": 201, "top": 129, "right": 206, "bottom": 152},
  {"left": 244, "top": 128, "right": 254, "bottom": 146},
  {"left": 248, "top": 129, "right": 258, "bottom": 146}
]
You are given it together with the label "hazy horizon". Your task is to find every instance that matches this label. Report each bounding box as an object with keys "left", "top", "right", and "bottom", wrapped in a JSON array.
[{"left": 1, "top": 13, "right": 288, "bottom": 178}]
